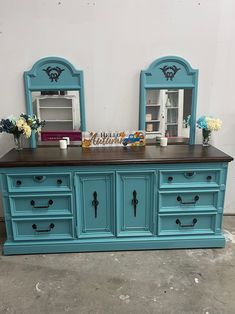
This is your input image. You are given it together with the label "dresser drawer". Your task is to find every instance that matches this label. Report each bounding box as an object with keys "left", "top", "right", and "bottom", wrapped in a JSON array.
[
  {"left": 158, "top": 213, "right": 216, "bottom": 236},
  {"left": 9, "top": 194, "right": 73, "bottom": 216},
  {"left": 159, "top": 169, "right": 221, "bottom": 189},
  {"left": 159, "top": 190, "right": 219, "bottom": 212},
  {"left": 12, "top": 217, "right": 74, "bottom": 241},
  {"left": 7, "top": 173, "right": 71, "bottom": 192}
]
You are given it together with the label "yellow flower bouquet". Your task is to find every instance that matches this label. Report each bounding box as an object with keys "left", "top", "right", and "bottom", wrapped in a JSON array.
[{"left": 0, "top": 113, "right": 45, "bottom": 150}]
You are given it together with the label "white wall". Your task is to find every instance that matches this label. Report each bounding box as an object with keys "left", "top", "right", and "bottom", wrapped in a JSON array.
[{"left": 0, "top": 0, "right": 234, "bottom": 214}]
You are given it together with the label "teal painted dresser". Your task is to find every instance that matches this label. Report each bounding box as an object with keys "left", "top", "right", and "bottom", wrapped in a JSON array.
[{"left": 0, "top": 145, "right": 233, "bottom": 255}]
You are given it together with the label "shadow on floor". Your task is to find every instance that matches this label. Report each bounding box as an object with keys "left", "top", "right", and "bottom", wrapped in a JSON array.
[{"left": 0, "top": 217, "right": 234, "bottom": 314}]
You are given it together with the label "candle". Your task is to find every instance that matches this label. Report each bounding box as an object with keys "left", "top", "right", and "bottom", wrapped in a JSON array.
[
  {"left": 62, "top": 137, "right": 70, "bottom": 145},
  {"left": 147, "top": 124, "right": 153, "bottom": 132},
  {"left": 160, "top": 137, "right": 168, "bottom": 147},
  {"left": 59, "top": 139, "right": 67, "bottom": 149},
  {"left": 146, "top": 114, "right": 152, "bottom": 122}
]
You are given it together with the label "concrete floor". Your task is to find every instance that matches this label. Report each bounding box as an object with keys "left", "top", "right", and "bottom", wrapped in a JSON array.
[{"left": 0, "top": 218, "right": 235, "bottom": 314}]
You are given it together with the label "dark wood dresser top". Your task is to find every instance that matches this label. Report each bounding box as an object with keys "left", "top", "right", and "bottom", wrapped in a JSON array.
[{"left": 0, "top": 145, "right": 233, "bottom": 168}]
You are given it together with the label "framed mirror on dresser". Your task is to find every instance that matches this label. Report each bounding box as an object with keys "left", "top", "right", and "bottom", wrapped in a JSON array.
[
  {"left": 139, "top": 56, "right": 198, "bottom": 144},
  {"left": 24, "top": 57, "right": 86, "bottom": 148}
]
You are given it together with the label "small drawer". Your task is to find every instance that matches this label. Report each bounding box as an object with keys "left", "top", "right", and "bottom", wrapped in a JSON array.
[
  {"left": 9, "top": 194, "right": 73, "bottom": 216},
  {"left": 7, "top": 173, "right": 71, "bottom": 192},
  {"left": 12, "top": 217, "right": 74, "bottom": 241},
  {"left": 159, "top": 190, "right": 219, "bottom": 212},
  {"left": 158, "top": 213, "right": 216, "bottom": 236},
  {"left": 159, "top": 169, "right": 221, "bottom": 189}
]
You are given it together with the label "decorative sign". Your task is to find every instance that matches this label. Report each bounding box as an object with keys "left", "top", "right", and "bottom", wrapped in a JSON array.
[{"left": 82, "top": 131, "right": 145, "bottom": 148}]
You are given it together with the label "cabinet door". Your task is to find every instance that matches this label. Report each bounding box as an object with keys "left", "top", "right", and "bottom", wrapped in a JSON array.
[
  {"left": 75, "top": 172, "right": 115, "bottom": 238},
  {"left": 116, "top": 171, "right": 156, "bottom": 237}
]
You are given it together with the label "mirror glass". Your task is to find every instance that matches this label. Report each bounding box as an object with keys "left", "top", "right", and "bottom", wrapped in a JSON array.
[
  {"left": 31, "top": 90, "right": 81, "bottom": 145},
  {"left": 145, "top": 89, "right": 192, "bottom": 144}
]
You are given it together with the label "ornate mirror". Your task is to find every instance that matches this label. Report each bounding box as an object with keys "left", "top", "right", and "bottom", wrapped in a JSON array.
[
  {"left": 24, "top": 57, "right": 86, "bottom": 148},
  {"left": 139, "top": 56, "right": 198, "bottom": 144}
]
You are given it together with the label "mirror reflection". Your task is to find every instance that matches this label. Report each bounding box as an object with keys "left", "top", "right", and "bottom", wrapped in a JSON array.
[
  {"left": 145, "top": 89, "right": 192, "bottom": 144},
  {"left": 31, "top": 90, "right": 81, "bottom": 144}
]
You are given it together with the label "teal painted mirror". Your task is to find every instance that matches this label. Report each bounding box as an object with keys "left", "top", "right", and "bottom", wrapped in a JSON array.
[
  {"left": 24, "top": 57, "right": 86, "bottom": 148},
  {"left": 139, "top": 56, "right": 198, "bottom": 144}
]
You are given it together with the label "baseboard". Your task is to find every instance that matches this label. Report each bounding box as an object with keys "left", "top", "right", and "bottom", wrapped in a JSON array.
[{"left": 3, "top": 236, "right": 226, "bottom": 255}]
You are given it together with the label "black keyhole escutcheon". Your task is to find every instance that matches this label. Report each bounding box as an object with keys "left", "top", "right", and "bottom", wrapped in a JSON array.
[
  {"left": 132, "top": 190, "right": 139, "bottom": 217},
  {"left": 92, "top": 191, "right": 99, "bottom": 218}
]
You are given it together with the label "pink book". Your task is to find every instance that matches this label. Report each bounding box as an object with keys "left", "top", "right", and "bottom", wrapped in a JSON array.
[{"left": 41, "top": 130, "right": 82, "bottom": 141}]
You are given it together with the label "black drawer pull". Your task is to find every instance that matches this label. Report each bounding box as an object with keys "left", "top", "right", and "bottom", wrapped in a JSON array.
[
  {"left": 177, "top": 195, "right": 199, "bottom": 205},
  {"left": 34, "top": 175, "right": 46, "bottom": 182},
  {"left": 16, "top": 180, "right": 22, "bottom": 186},
  {"left": 168, "top": 176, "right": 173, "bottom": 182},
  {"left": 30, "top": 199, "right": 53, "bottom": 209},
  {"left": 132, "top": 190, "right": 139, "bottom": 217},
  {"left": 207, "top": 175, "right": 212, "bottom": 181},
  {"left": 176, "top": 218, "right": 197, "bottom": 228},
  {"left": 32, "top": 223, "right": 55, "bottom": 233},
  {"left": 184, "top": 172, "right": 196, "bottom": 178},
  {"left": 92, "top": 191, "right": 99, "bottom": 218},
  {"left": 57, "top": 179, "right": 63, "bottom": 185}
]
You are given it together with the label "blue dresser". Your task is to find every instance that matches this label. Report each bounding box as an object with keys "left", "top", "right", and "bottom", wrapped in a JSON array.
[{"left": 0, "top": 145, "right": 233, "bottom": 255}]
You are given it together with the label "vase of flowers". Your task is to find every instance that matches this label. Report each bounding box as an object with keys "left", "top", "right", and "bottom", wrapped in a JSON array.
[
  {"left": 13, "top": 133, "right": 23, "bottom": 150},
  {"left": 197, "top": 116, "right": 222, "bottom": 147},
  {"left": 0, "top": 114, "right": 45, "bottom": 150}
]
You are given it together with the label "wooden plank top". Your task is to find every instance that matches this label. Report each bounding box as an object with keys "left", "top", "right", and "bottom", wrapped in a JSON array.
[{"left": 0, "top": 145, "right": 233, "bottom": 168}]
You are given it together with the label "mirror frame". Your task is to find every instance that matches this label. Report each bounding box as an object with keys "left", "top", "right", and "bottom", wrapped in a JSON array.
[
  {"left": 139, "top": 56, "right": 198, "bottom": 144},
  {"left": 24, "top": 56, "right": 86, "bottom": 148}
]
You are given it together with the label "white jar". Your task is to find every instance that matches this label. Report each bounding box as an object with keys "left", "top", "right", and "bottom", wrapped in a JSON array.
[
  {"left": 146, "top": 114, "right": 152, "bottom": 122},
  {"left": 59, "top": 139, "right": 67, "bottom": 149},
  {"left": 146, "top": 124, "right": 153, "bottom": 132},
  {"left": 160, "top": 137, "right": 168, "bottom": 147}
]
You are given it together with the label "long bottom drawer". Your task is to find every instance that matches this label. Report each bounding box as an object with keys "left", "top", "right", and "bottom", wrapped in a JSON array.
[
  {"left": 158, "top": 213, "right": 216, "bottom": 236},
  {"left": 12, "top": 217, "right": 74, "bottom": 241}
]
